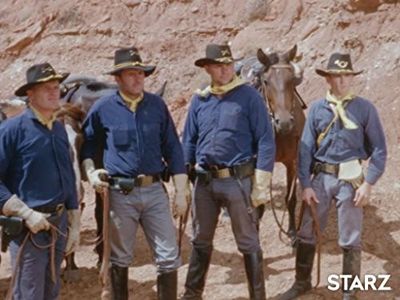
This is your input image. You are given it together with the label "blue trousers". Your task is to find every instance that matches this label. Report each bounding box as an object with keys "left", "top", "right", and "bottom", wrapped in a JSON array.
[
  {"left": 298, "top": 173, "right": 363, "bottom": 249},
  {"left": 191, "top": 176, "right": 261, "bottom": 253},
  {"left": 9, "top": 210, "right": 67, "bottom": 300}
]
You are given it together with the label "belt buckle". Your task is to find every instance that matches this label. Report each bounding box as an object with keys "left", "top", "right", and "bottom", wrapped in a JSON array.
[
  {"left": 137, "top": 175, "right": 152, "bottom": 187},
  {"left": 216, "top": 168, "right": 231, "bottom": 178}
]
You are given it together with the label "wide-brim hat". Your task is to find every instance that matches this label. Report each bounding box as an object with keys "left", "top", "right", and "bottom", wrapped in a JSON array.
[
  {"left": 315, "top": 52, "right": 363, "bottom": 77},
  {"left": 195, "top": 44, "right": 239, "bottom": 67},
  {"left": 15, "top": 63, "right": 69, "bottom": 97},
  {"left": 106, "top": 47, "right": 156, "bottom": 77}
]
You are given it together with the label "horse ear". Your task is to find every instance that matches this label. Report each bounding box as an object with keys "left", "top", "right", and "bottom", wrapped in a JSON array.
[
  {"left": 284, "top": 44, "right": 297, "bottom": 62},
  {"left": 257, "top": 49, "right": 271, "bottom": 71}
]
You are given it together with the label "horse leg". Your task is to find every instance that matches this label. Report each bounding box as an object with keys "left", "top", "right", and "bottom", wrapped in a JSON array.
[{"left": 285, "top": 160, "right": 298, "bottom": 246}]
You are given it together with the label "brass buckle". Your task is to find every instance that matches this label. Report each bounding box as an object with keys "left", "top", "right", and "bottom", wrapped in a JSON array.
[{"left": 136, "top": 175, "right": 153, "bottom": 187}]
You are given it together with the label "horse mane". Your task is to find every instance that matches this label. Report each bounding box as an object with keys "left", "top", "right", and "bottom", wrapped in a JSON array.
[{"left": 56, "top": 103, "right": 86, "bottom": 123}]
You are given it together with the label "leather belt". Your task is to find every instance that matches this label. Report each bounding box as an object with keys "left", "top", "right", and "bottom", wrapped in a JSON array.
[
  {"left": 34, "top": 203, "right": 65, "bottom": 215},
  {"left": 197, "top": 160, "right": 255, "bottom": 183},
  {"left": 109, "top": 174, "right": 161, "bottom": 195},
  {"left": 313, "top": 162, "right": 339, "bottom": 175}
]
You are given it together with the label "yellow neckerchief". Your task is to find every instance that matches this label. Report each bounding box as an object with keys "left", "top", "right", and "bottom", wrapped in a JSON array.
[
  {"left": 195, "top": 75, "right": 245, "bottom": 97},
  {"left": 30, "top": 105, "right": 56, "bottom": 130},
  {"left": 120, "top": 91, "right": 143, "bottom": 112},
  {"left": 326, "top": 90, "right": 358, "bottom": 129}
]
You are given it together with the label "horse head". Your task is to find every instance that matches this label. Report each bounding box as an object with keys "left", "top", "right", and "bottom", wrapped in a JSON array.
[{"left": 257, "top": 45, "right": 303, "bottom": 135}]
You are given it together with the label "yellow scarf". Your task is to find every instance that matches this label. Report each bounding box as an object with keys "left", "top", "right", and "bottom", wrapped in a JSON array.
[
  {"left": 326, "top": 90, "right": 358, "bottom": 130},
  {"left": 30, "top": 105, "right": 56, "bottom": 130},
  {"left": 120, "top": 91, "right": 143, "bottom": 112},
  {"left": 195, "top": 75, "right": 245, "bottom": 97}
]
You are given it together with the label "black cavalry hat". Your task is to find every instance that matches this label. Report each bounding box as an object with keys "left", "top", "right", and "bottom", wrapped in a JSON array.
[
  {"left": 315, "top": 52, "right": 363, "bottom": 77},
  {"left": 106, "top": 46, "right": 156, "bottom": 76},
  {"left": 194, "top": 44, "right": 239, "bottom": 67},
  {"left": 14, "top": 63, "right": 69, "bottom": 97}
]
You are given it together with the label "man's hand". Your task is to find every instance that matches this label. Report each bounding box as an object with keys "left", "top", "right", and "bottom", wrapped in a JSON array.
[
  {"left": 82, "top": 159, "right": 109, "bottom": 192},
  {"left": 354, "top": 181, "right": 371, "bottom": 207},
  {"left": 65, "top": 209, "right": 81, "bottom": 255},
  {"left": 251, "top": 169, "right": 272, "bottom": 207},
  {"left": 172, "top": 174, "right": 191, "bottom": 218},
  {"left": 2, "top": 195, "right": 50, "bottom": 234},
  {"left": 302, "top": 187, "right": 319, "bottom": 206}
]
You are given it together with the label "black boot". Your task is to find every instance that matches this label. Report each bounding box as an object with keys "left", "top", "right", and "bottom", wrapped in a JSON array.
[
  {"left": 342, "top": 248, "right": 361, "bottom": 300},
  {"left": 111, "top": 265, "right": 128, "bottom": 300},
  {"left": 244, "top": 251, "right": 266, "bottom": 300},
  {"left": 181, "top": 246, "right": 212, "bottom": 300},
  {"left": 158, "top": 270, "right": 177, "bottom": 300},
  {"left": 278, "top": 242, "right": 316, "bottom": 300}
]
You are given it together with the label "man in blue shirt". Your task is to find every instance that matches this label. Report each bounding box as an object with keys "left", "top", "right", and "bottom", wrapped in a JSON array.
[
  {"left": 181, "top": 44, "right": 275, "bottom": 300},
  {"left": 80, "top": 47, "right": 190, "bottom": 300},
  {"left": 279, "top": 53, "right": 387, "bottom": 300},
  {"left": 0, "top": 63, "right": 80, "bottom": 300}
]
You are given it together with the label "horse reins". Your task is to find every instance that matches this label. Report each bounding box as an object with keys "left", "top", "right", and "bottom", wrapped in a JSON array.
[
  {"left": 5, "top": 224, "right": 67, "bottom": 300},
  {"left": 99, "top": 188, "right": 111, "bottom": 300}
]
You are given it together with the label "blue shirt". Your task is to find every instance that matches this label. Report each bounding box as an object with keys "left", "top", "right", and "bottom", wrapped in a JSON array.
[
  {"left": 0, "top": 109, "right": 78, "bottom": 210},
  {"left": 298, "top": 96, "right": 387, "bottom": 188},
  {"left": 80, "top": 91, "right": 185, "bottom": 176},
  {"left": 182, "top": 84, "right": 275, "bottom": 171}
]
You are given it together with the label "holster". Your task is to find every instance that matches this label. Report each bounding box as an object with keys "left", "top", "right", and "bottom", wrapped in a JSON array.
[{"left": 0, "top": 216, "right": 24, "bottom": 252}]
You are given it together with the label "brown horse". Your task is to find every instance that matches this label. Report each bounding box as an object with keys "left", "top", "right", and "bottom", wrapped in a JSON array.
[{"left": 256, "top": 45, "right": 306, "bottom": 245}]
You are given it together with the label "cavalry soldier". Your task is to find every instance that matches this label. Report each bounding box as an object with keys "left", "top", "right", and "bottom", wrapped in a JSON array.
[
  {"left": 181, "top": 44, "right": 276, "bottom": 300},
  {"left": 279, "top": 53, "right": 387, "bottom": 300},
  {"left": 0, "top": 63, "right": 80, "bottom": 300},
  {"left": 80, "top": 46, "right": 190, "bottom": 300}
]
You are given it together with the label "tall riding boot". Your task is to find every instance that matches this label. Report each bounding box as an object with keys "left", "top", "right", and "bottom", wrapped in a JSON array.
[
  {"left": 111, "top": 264, "right": 128, "bottom": 300},
  {"left": 158, "top": 270, "right": 178, "bottom": 300},
  {"left": 278, "top": 242, "right": 316, "bottom": 300},
  {"left": 342, "top": 248, "right": 361, "bottom": 300},
  {"left": 181, "top": 246, "right": 212, "bottom": 300},
  {"left": 243, "top": 250, "right": 266, "bottom": 300}
]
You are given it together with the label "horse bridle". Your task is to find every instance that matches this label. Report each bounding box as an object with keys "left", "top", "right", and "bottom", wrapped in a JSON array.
[{"left": 259, "top": 63, "right": 296, "bottom": 125}]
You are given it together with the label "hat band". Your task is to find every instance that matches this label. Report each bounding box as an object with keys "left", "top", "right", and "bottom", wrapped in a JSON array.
[
  {"left": 36, "top": 74, "right": 64, "bottom": 83},
  {"left": 114, "top": 61, "right": 147, "bottom": 69},
  {"left": 214, "top": 57, "right": 234, "bottom": 63},
  {"left": 325, "top": 68, "right": 356, "bottom": 74}
]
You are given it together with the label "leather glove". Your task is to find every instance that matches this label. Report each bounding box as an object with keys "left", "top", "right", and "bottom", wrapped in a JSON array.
[
  {"left": 2, "top": 195, "right": 50, "bottom": 234},
  {"left": 65, "top": 209, "right": 80, "bottom": 255},
  {"left": 172, "top": 174, "right": 191, "bottom": 218},
  {"left": 251, "top": 169, "right": 272, "bottom": 208},
  {"left": 82, "top": 158, "right": 109, "bottom": 192}
]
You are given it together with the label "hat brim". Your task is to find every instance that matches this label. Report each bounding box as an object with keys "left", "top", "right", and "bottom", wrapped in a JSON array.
[
  {"left": 106, "top": 65, "right": 156, "bottom": 77},
  {"left": 194, "top": 57, "right": 239, "bottom": 67},
  {"left": 315, "top": 68, "right": 363, "bottom": 77},
  {"left": 14, "top": 73, "right": 70, "bottom": 97}
]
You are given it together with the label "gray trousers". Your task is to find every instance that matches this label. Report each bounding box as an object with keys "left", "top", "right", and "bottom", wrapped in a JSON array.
[
  {"left": 109, "top": 182, "right": 181, "bottom": 273},
  {"left": 191, "top": 176, "right": 261, "bottom": 253},
  {"left": 298, "top": 173, "right": 363, "bottom": 249}
]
